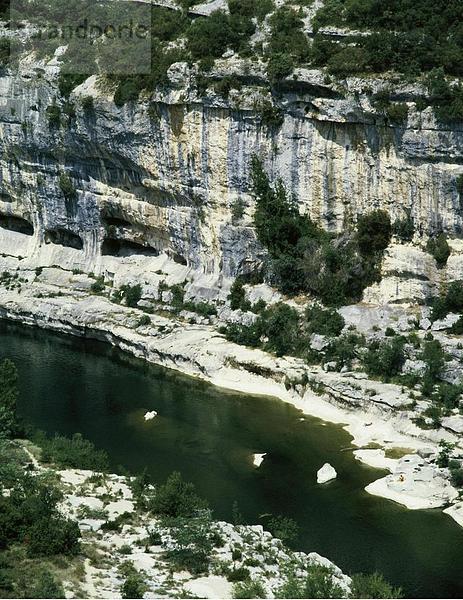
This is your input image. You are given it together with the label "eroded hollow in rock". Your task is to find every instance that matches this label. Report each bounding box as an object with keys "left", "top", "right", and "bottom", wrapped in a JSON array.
[
  {"left": 101, "top": 237, "right": 159, "bottom": 257},
  {"left": 103, "top": 216, "right": 132, "bottom": 228},
  {"left": 45, "top": 228, "right": 84, "bottom": 250},
  {"left": 0, "top": 214, "right": 34, "bottom": 235}
]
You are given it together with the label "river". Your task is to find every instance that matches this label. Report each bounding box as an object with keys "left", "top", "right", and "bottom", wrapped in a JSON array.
[{"left": 1, "top": 320, "right": 462, "bottom": 598}]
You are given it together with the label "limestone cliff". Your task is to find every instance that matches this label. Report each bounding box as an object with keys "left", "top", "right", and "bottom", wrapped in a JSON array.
[{"left": 1, "top": 50, "right": 463, "bottom": 302}]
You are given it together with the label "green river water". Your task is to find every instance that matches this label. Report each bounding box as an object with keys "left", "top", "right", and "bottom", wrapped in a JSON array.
[{"left": 1, "top": 320, "right": 462, "bottom": 598}]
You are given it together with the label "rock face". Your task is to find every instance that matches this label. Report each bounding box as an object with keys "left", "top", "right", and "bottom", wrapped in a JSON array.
[
  {"left": 1, "top": 55, "right": 463, "bottom": 302},
  {"left": 317, "top": 463, "right": 337, "bottom": 484},
  {"left": 365, "top": 454, "right": 458, "bottom": 509}
]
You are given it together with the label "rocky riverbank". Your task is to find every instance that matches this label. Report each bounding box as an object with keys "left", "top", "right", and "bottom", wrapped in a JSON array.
[{"left": 0, "top": 255, "right": 462, "bottom": 526}]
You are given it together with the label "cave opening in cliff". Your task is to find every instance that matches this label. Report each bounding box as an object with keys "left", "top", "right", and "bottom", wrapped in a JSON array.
[
  {"left": 0, "top": 214, "right": 34, "bottom": 235},
  {"left": 101, "top": 237, "right": 159, "bottom": 258},
  {"left": 44, "top": 229, "right": 84, "bottom": 250},
  {"left": 103, "top": 216, "right": 132, "bottom": 228}
]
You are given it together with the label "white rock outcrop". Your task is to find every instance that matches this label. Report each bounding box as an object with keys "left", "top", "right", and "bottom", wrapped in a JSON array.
[
  {"left": 365, "top": 455, "right": 458, "bottom": 509},
  {"left": 317, "top": 463, "right": 337, "bottom": 484}
]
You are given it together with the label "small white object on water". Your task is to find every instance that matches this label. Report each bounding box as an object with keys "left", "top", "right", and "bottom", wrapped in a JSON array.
[
  {"left": 144, "top": 410, "right": 158, "bottom": 421},
  {"left": 317, "top": 463, "right": 337, "bottom": 484},
  {"left": 253, "top": 453, "right": 266, "bottom": 467}
]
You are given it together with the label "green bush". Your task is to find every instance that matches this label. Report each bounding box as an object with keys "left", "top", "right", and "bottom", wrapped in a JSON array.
[
  {"left": 38, "top": 432, "right": 109, "bottom": 471},
  {"left": 275, "top": 564, "right": 344, "bottom": 599},
  {"left": 233, "top": 579, "right": 266, "bottom": 599},
  {"left": 149, "top": 471, "right": 207, "bottom": 518},
  {"left": 120, "top": 283, "right": 142, "bottom": 308},
  {"left": 227, "top": 567, "right": 251, "bottom": 582},
  {"left": 357, "top": 210, "right": 391, "bottom": 257},
  {"left": 0, "top": 359, "right": 18, "bottom": 438},
  {"left": 260, "top": 303, "right": 301, "bottom": 356},
  {"left": 323, "top": 333, "right": 364, "bottom": 371},
  {"left": 350, "top": 572, "right": 403, "bottom": 599},
  {"left": 31, "top": 570, "right": 65, "bottom": 599},
  {"left": 363, "top": 337, "right": 405, "bottom": 381},
  {"left": 392, "top": 213, "right": 414, "bottom": 242},
  {"left": 164, "top": 514, "right": 214, "bottom": 574},
  {"left": 81, "top": 95, "right": 94, "bottom": 111},
  {"left": 46, "top": 103, "right": 61, "bottom": 128},
  {"left": 121, "top": 572, "right": 147, "bottom": 599},
  {"left": 90, "top": 276, "right": 105, "bottom": 294},
  {"left": 305, "top": 305, "right": 345, "bottom": 336},
  {"left": 137, "top": 314, "right": 151, "bottom": 327},
  {"left": 427, "top": 233, "right": 450, "bottom": 268},
  {"left": 58, "top": 173, "right": 76, "bottom": 200},
  {"left": 420, "top": 339, "right": 445, "bottom": 382},
  {"left": 265, "top": 515, "right": 299, "bottom": 546}
]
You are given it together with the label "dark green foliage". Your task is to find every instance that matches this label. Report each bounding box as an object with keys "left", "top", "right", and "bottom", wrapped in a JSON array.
[
  {"left": 275, "top": 564, "right": 344, "bottom": 599},
  {"left": 46, "top": 103, "right": 61, "bottom": 128},
  {"left": 350, "top": 572, "right": 404, "bottom": 598},
  {"left": 323, "top": 333, "right": 364, "bottom": 371},
  {"left": 457, "top": 175, "right": 463, "bottom": 196},
  {"left": 450, "top": 466, "right": 463, "bottom": 487},
  {"left": 426, "top": 69, "right": 463, "bottom": 122},
  {"left": 431, "top": 280, "right": 463, "bottom": 321},
  {"left": 149, "top": 471, "right": 208, "bottom": 518},
  {"left": 357, "top": 210, "right": 391, "bottom": 257},
  {"left": 250, "top": 158, "right": 384, "bottom": 305},
  {"left": 312, "top": 1, "right": 463, "bottom": 79},
  {"left": 38, "top": 432, "right": 109, "bottom": 471},
  {"left": 58, "top": 173, "right": 76, "bottom": 200},
  {"left": 0, "top": 38, "right": 9, "bottom": 66},
  {"left": 164, "top": 514, "right": 214, "bottom": 574},
  {"left": 81, "top": 96, "right": 94, "bottom": 112},
  {"left": 137, "top": 314, "right": 151, "bottom": 327},
  {"left": 256, "top": 100, "right": 284, "bottom": 128},
  {"left": 437, "top": 441, "right": 454, "bottom": 467},
  {"left": 58, "top": 74, "right": 87, "bottom": 98},
  {"left": 120, "top": 283, "right": 142, "bottom": 308},
  {"left": 0, "top": 473, "right": 80, "bottom": 556},
  {"left": 0, "top": 359, "right": 18, "bottom": 438},
  {"left": 90, "top": 276, "right": 105, "bottom": 294},
  {"left": 233, "top": 579, "right": 267, "bottom": 599},
  {"left": 266, "top": 6, "right": 310, "bottom": 81},
  {"left": 305, "top": 305, "right": 345, "bottom": 336},
  {"left": 392, "top": 213, "right": 414, "bottom": 242},
  {"left": 31, "top": 570, "right": 65, "bottom": 599},
  {"left": 121, "top": 572, "right": 147, "bottom": 599},
  {"left": 363, "top": 337, "right": 406, "bottom": 381},
  {"left": 227, "top": 567, "right": 251, "bottom": 582},
  {"left": 265, "top": 515, "right": 299, "bottom": 546},
  {"left": 427, "top": 233, "right": 450, "bottom": 268},
  {"left": 260, "top": 303, "right": 300, "bottom": 356},
  {"left": 450, "top": 316, "right": 463, "bottom": 334},
  {"left": 420, "top": 339, "right": 445, "bottom": 381},
  {"left": 187, "top": 9, "right": 255, "bottom": 60}
]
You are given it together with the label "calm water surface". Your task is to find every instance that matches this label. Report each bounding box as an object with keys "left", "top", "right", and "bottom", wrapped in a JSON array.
[{"left": 1, "top": 320, "right": 462, "bottom": 598}]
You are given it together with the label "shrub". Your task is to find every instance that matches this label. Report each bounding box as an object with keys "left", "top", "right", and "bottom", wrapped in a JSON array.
[
  {"left": 363, "top": 337, "right": 405, "bottom": 380},
  {"left": 357, "top": 210, "right": 391, "bottom": 257},
  {"left": 305, "top": 305, "right": 345, "bottom": 337},
  {"left": 0, "top": 359, "right": 18, "bottom": 438},
  {"left": 323, "top": 333, "right": 363, "bottom": 371},
  {"left": 420, "top": 339, "right": 445, "bottom": 382},
  {"left": 260, "top": 303, "right": 301, "bottom": 357},
  {"left": 392, "top": 213, "right": 414, "bottom": 242},
  {"left": 46, "top": 103, "right": 61, "bottom": 128},
  {"left": 90, "top": 276, "right": 105, "bottom": 294},
  {"left": 81, "top": 95, "right": 94, "bottom": 111},
  {"left": 58, "top": 173, "right": 76, "bottom": 200},
  {"left": 164, "top": 515, "right": 214, "bottom": 574},
  {"left": 233, "top": 579, "right": 266, "bottom": 599},
  {"left": 121, "top": 572, "right": 147, "bottom": 599},
  {"left": 38, "top": 432, "right": 109, "bottom": 471},
  {"left": 31, "top": 570, "right": 65, "bottom": 599},
  {"left": 427, "top": 233, "right": 450, "bottom": 268},
  {"left": 350, "top": 572, "right": 404, "bottom": 599},
  {"left": 120, "top": 283, "right": 142, "bottom": 308},
  {"left": 137, "top": 314, "right": 151, "bottom": 327},
  {"left": 265, "top": 515, "right": 299, "bottom": 546},
  {"left": 149, "top": 471, "right": 207, "bottom": 518},
  {"left": 450, "top": 467, "right": 463, "bottom": 488},
  {"left": 227, "top": 567, "right": 251, "bottom": 582},
  {"left": 275, "top": 564, "right": 344, "bottom": 599}
]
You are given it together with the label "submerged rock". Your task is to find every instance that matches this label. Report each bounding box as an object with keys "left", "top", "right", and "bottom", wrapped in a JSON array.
[{"left": 317, "top": 463, "right": 337, "bottom": 484}]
